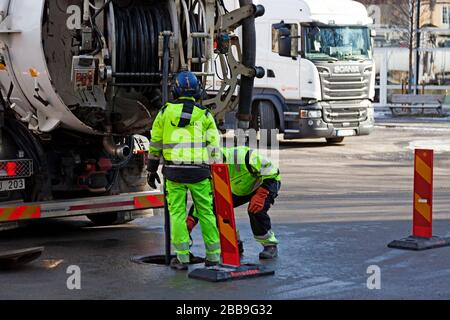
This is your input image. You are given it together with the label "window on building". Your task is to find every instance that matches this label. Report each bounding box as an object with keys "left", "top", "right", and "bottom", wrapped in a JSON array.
[{"left": 443, "top": 6, "right": 450, "bottom": 24}]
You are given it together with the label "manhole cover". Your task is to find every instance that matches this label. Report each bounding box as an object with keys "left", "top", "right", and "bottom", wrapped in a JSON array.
[
  {"left": 0, "top": 247, "right": 44, "bottom": 270},
  {"left": 131, "top": 254, "right": 205, "bottom": 266}
]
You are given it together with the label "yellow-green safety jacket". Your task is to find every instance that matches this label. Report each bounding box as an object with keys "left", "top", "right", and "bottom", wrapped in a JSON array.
[
  {"left": 223, "top": 146, "right": 281, "bottom": 197},
  {"left": 149, "top": 97, "right": 220, "bottom": 165}
]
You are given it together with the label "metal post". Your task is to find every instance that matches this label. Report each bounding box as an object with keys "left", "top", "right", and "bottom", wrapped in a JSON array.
[
  {"left": 163, "top": 180, "right": 171, "bottom": 266},
  {"left": 162, "top": 33, "right": 171, "bottom": 105},
  {"left": 161, "top": 33, "right": 171, "bottom": 266},
  {"left": 415, "top": 0, "right": 421, "bottom": 94},
  {"left": 408, "top": 0, "right": 415, "bottom": 94}
]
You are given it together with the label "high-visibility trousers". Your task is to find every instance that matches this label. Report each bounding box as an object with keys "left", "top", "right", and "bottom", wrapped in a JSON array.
[{"left": 165, "top": 178, "right": 221, "bottom": 263}]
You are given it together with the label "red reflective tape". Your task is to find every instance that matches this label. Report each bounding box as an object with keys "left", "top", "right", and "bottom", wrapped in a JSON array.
[
  {"left": 31, "top": 207, "right": 41, "bottom": 219},
  {"left": 0, "top": 206, "right": 41, "bottom": 222},
  {"left": 146, "top": 195, "right": 164, "bottom": 207},
  {"left": 230, "top": 269, "right": 260, "bottom": 278},
  {"left": 134, "top": 195, "right": 165, "bottom": 209},
  {"left": 7, "top": 206, "right": 27, "bottom": 221},
  {"left": 69, "top": 201, "right": 134, "bottom": 211}
]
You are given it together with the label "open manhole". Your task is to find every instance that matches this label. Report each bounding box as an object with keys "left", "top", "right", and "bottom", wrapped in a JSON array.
[
  {"left": 0, "top": 247, "right": 44, "bottom": 270},
  {"left": 131, "top": 254, "right": 205, "bottom": 266}
]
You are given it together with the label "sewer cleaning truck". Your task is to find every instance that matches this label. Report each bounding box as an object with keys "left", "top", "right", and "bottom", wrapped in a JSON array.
[
  {"left": 223, "top": 0, "right": 376, "bottom": 145},
  {"left": 0, "top": 0, "right": 264, "bottom": 229}
]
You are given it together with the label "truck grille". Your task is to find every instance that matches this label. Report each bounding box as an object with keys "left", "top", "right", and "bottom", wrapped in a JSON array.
[
  {"left": 321, "top": 74, "right": 371, "bottom": 100},
  {"left": 0, "top": 159, "right": 33, "bottom": 180},
  {"left": 323, "top": 104, "right": 368, "bottom": 124}
]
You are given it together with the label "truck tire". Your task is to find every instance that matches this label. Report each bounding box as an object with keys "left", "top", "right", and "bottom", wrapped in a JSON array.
[
  {"left": 258, "top": 101, "right": 277, "bottom": 147},
  {"left": 87, "top": 211, "right": 134, "bottom": 226},
  {"left": 326, "top": 137, "right": 345, "bottom": 144}
]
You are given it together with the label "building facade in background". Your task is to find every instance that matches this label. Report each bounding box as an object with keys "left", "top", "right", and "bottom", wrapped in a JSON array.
[{"left": 356, "top": 0, "right": 450, "bottom": 106}]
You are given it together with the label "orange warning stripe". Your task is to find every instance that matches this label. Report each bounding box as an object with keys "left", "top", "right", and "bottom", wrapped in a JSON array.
[
  {"left": 213, "top": 171, "right": 233, "bottom": 204},
  {"left": 0, "top": 205, "right": 41, "bottom": 222},
  {"left": 134, "top": 195, "right": 165, "bottom": 209},
  {"left": 414, "top": 193, "right": 431, "bottom": 223},
  {"left": 218, "top": 215, "right": 238, "bottom": 248},
  {"left": 415, "top": 156, "right": 432, "bottom": 185}
]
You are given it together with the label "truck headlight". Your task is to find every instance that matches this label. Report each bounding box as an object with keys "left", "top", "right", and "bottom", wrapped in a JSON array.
[{"left": 300, "top": 110, "right": 322, "bottom": 119}]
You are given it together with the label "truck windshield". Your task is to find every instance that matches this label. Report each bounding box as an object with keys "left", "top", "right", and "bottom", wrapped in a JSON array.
[{"left": 303, "top": 26, "right": 372, "bottom": 62}]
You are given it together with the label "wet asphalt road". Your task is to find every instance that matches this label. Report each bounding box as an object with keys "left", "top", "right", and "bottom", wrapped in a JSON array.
[{"left": 1, "top": 115, "right": 450, "bottom": 300}]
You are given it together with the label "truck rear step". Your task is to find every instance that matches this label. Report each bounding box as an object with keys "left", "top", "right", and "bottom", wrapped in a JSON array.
[{"left": 0, "top": 191, "right": 164, "bottom": 223}]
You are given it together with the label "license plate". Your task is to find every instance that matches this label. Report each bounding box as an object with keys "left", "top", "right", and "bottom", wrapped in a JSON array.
[
  {"left": 0, "top": 179, "right": 25, "bottom": 192},
  {"left": 336, "top": 129, "right": 356, "bottom": 137}
]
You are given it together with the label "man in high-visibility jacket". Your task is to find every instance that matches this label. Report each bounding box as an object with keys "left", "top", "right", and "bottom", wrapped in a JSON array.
[
  {"left": 188, "top": 146, "right": 281, "bottom": 259},
  {"left": 147, "top": 70, "right": 221, "bottom": 270}
]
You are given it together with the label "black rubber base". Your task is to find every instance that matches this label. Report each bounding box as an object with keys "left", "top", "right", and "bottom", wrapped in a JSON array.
[
  {"left": 388, "top": 236, "right": 450, "bottom": 251},
  {"left": 188, "top": 264, "right": 275, "bottom": 282},
  {"left": 0, "top": 247, "right": 44, "bottom": 270}
]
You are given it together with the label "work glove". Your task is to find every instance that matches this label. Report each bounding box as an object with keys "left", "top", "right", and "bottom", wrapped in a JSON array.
[
  {"left": 147, "top": 172, "right": 161, "bottom": 190},
  {"left": 186, "top": 216, "right": 198, "bottom": 234},
  {"left": 248, "top": 187, "right": 270, "bottom": 214}
]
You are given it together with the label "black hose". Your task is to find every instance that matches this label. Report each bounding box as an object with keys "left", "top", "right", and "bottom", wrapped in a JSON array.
[
  {"left": 113, "top": 3, "right": 172, "bottom": 92},
  {"left": 219, "top": 0, "right": 229, "bottom": 13},
  {"left": 237, "top": 0, "right": 257, "bottom": 128},
  {"left": 92, "top": 0, "right": 113, "bottom": 20},
  {"left": 163, "top": 178, "right": 171, "bottom": 266},
  {"left": 162, "top": 34, "right": 170, "bottom": 104}
]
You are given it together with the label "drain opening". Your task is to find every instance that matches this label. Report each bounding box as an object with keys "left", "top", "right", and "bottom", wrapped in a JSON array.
[{"left": 131, "top": 255, "right": 205, "bottom": 266}]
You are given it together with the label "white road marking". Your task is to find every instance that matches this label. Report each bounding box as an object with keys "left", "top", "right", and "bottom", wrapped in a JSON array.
[
  {"left": 408, "top": 139, "right": 450, "bottom": 152},
  {"left": 365, "top": 250, "right": 407, "bottom": 264}
]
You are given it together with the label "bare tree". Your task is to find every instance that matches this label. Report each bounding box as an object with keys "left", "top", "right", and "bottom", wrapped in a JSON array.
[{"left": 359, "top": 0, "right": 433, "bottom": 93}]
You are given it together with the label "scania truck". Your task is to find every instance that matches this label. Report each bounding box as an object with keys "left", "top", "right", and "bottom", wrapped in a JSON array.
[{"left": 224, "top": 0, "right": 376, "bottom": 144}]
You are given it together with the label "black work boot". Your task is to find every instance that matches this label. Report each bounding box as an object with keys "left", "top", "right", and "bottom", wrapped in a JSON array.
[
  {"left": 238, "top": 240, "right": 244, "bottom": 256},
  {"left": 205, "top": 260, "right": 220, "bottom": 267},
  {"left": 170, "top": 257, "right": 189, "bottom": 271},
  {"left": 259, "top": 245, "right": 278, "bottom": 260}
]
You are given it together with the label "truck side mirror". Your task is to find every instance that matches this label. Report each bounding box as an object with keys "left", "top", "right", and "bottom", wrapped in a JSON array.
[
  {"left": 273, "top": 21, "right": 299, "bottom": 58},
  {"left": 370, "top": 29, "right": 377, "bottom": 38},
  {"left": 278, "top": 27, "right": 292, "bottom": 58}
]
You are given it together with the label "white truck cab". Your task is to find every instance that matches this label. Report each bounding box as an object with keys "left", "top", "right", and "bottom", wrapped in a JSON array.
[{"left": 225, "top": 0, "right": 376, "bottom": 144}]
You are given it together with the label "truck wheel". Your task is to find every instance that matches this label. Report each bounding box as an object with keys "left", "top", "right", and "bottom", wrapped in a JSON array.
[
  {"left": 258, "top": 101, "right": 277, "bottom": 147},
  {"left": 326, "top": 137, "right": 345, "bottom": 144},
  {"left": 87, "top": 211, "right": 134, "bottom": 226}
]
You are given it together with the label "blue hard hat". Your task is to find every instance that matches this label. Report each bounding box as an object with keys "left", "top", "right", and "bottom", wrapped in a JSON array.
[{"left": 173, "top": 70, "right": 201, "bottom": 98}]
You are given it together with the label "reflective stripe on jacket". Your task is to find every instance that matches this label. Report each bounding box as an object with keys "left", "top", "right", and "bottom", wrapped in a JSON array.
[{"left": 149, "top": 97, "right": 220, "bottom": 164}]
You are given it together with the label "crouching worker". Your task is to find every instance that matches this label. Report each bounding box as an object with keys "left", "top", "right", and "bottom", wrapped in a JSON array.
[
  {"left": 188, "top": 146, "right": 281, "bottom": 259},
  {"left": 147, "top": 71, "right": 221, "bottom": 271}
]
